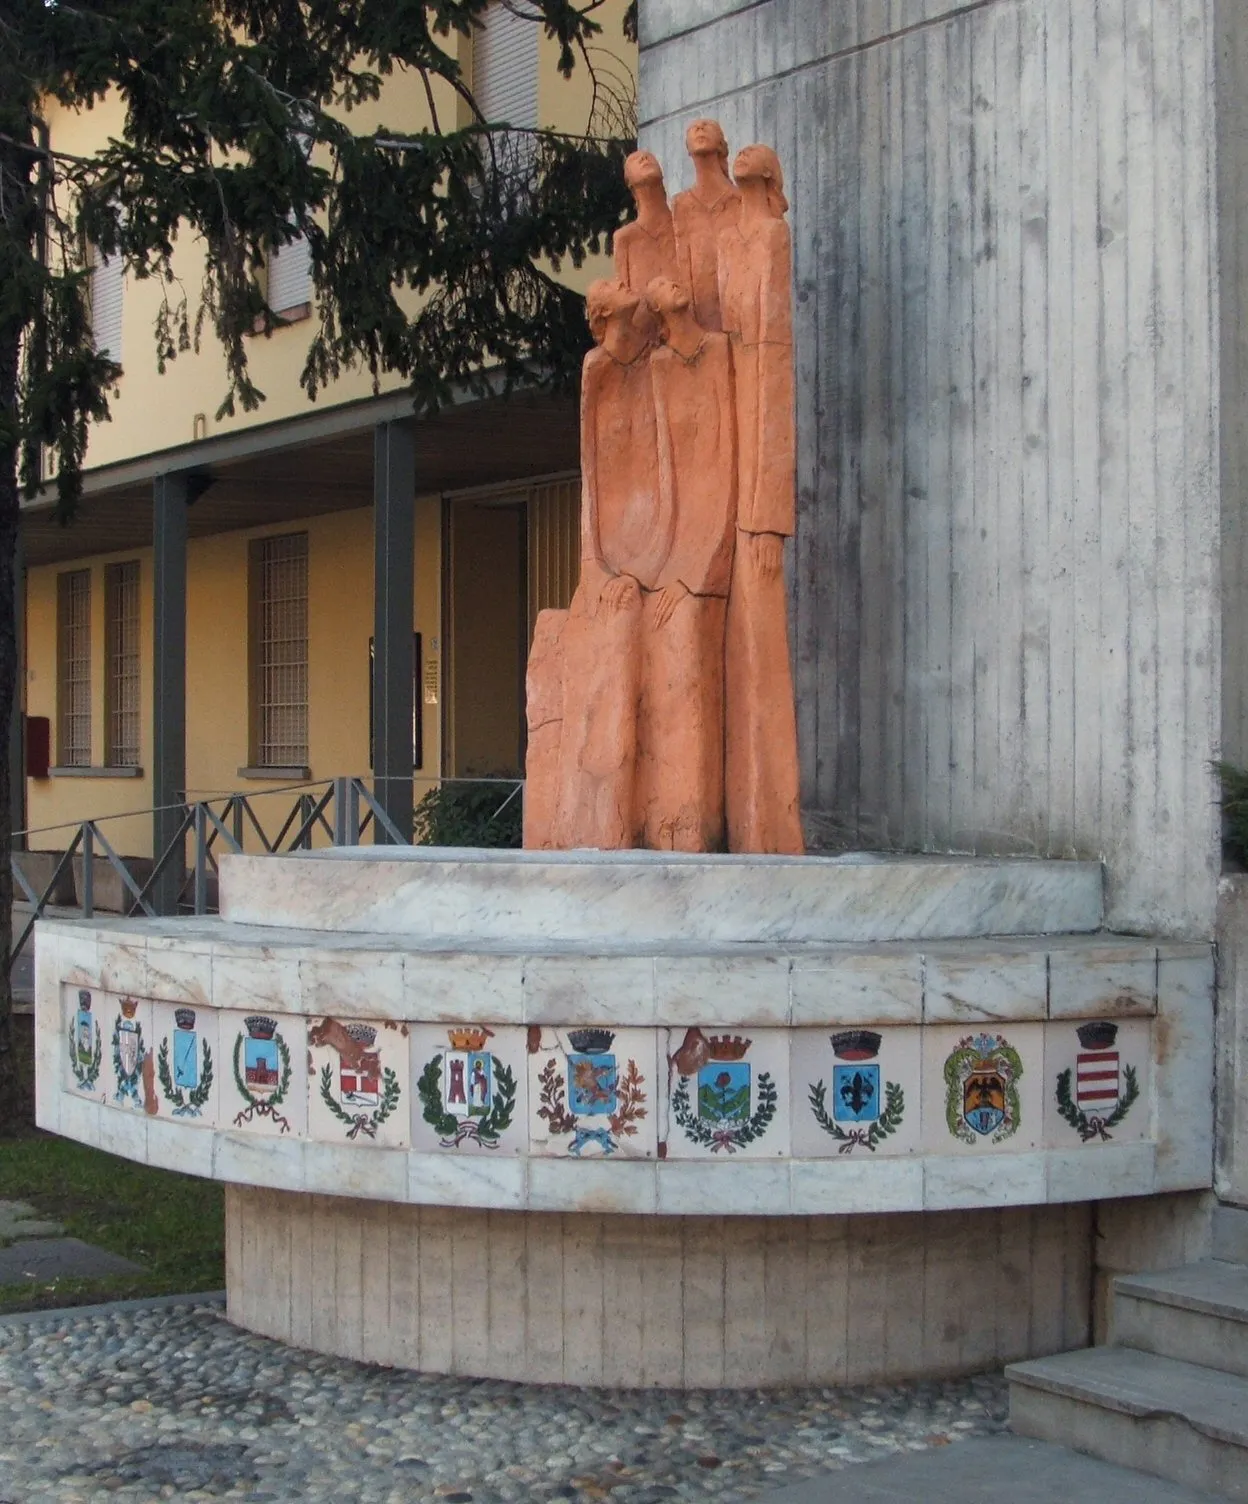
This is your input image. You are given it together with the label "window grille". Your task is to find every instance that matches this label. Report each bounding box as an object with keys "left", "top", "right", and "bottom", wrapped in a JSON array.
[
  {"left": 528, "top": 477, "right": 581, "bottom": 634},
  {"left": 91, "top": 252, "right": 124, "bottom": 364},
  {"left": 105, "top": 560, "right": 141, "bottom": 766},
  {"left": 474, "top": 2, "right": 539, "bottom": 136},
  {"left": 267, "top": 234, "right": 312, "bottom": 317},
  {"left": 57, "top": 569, "right": 91, "bottom": 767},
  {"left": 252, "top": 533, "right": 309, "bottom": 767}
]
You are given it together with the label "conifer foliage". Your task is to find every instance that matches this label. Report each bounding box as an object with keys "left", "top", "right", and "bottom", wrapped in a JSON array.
[{"left": 0, "top": 0, "right": 636, "bottom": 1125}]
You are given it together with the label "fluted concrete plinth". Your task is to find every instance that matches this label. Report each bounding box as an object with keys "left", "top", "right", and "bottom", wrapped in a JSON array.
[{"left": 225, "top": 1185, "right": 1092, "bottom": 1388}]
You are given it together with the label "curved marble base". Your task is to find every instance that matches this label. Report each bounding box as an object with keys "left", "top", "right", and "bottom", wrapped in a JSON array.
[{"left": 225, "top": 1185, "right": 1093, "bottom": 1388}]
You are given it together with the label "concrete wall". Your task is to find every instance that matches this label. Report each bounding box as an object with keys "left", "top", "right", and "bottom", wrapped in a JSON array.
[
  {"left": 640, "top": 0, "right": 1226, "bottom": 938},
  {"left": 226, "top": 1185, "right": 1093, "bottom": 1387}
]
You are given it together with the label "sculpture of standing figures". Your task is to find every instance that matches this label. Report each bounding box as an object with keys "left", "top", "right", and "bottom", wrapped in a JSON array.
[
  {"left": 717, "top": 145, "right": 804, "bottom": 854},
  {"left": 523, "top": 126, "right": 803, "bottom": 856}
]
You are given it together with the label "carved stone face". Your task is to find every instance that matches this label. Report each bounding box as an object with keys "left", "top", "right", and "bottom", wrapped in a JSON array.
[
  {"left": 624, "top": 150, "right": 664, "bottom": 190},
  {"left": 686, "top": 118, "right": 728, "bottom": 160},
  {"left": 732, "top": 144, "right": 771, "bottom": 183}
]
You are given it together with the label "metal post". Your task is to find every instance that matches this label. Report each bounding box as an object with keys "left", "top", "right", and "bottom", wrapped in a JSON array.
[
  {"left": 372, "top": 421, "right": 416, "bottom": 843},
  {"left": 81, "top": 822, "right": 94, "bottom": 919},
  {"left": 9, "top": 527, "right": 25, "bottom": 849},
  {"left": 193, "top": 804, "right": 208, "bottom": 915},
  {"left": 152, "top": 473, "right": 189, "bottom": 915}
]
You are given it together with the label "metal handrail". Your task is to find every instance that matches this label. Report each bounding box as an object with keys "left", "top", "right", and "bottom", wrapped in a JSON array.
[{"left": 8, "top": 775, "right": 523, "bottom": 973}]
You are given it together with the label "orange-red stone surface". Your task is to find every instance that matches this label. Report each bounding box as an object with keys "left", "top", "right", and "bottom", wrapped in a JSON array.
[{"left": 523, "top": 127, "right": 804, "bottom": 855}]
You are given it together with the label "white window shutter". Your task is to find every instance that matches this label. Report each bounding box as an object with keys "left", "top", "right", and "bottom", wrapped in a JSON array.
[
  {"left": 267, "top": 235, "right": 312, "bottom": 314},
  {"left": 92, "top": 253, "right": 124, "bottom": 364},
  {"left": 474, "top": 1, "right": 539, "bottom": 130}
]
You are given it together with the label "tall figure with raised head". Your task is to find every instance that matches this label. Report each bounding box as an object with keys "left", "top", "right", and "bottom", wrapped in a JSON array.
[
  {"left": 613, "top": 150, "right": 679, "bottom": 301},
  {"left": 672, "top": 119, "right": 741, "bottom": 332},
  {"left": 717, "top": 144, "right": 804, "bottom": 854},
  {"left": 638, "top": 276, "right": 737, "bottom": 850}
]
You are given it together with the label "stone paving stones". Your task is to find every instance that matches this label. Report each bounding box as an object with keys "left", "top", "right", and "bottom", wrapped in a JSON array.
[
  {"left": 0, "top": 1301, "right": 1007, "bottom": 1503},
  {"left": 0, "top": 1236, "right": 144, "bottom": 1286},
  {"left": 0, "top": 1199, "right": 65, "bottom": 1242}
]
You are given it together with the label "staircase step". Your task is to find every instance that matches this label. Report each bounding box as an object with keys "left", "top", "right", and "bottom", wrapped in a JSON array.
[
  {"left": 1113, "top": 1261, "right": 1248, "bottom": 1377},
  {"left": 1214, "top": 1204, "right": 1248, "bottom": 1266},
  {"left": 1007, "top": 1347, "right": 1248, "bottom": 1501}
]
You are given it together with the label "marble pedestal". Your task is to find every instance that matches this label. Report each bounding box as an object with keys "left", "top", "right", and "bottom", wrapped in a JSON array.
[{"left": 34, "top": 848, "right": 1214, "bottom": 1386}]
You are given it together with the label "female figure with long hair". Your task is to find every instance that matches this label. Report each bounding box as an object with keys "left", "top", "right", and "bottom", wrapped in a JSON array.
[{"left": 717, "top": 144, "right": 804, "bottom": 854}]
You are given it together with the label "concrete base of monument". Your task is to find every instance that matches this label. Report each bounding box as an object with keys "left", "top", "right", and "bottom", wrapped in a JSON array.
[{"left": 33, "top": 847, "right": 1215, "bottom": 1386}]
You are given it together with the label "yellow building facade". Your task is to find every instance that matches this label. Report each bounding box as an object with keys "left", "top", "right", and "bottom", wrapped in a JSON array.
[{"left": 19, "top": 5, "right": 627, "bottom": 871}]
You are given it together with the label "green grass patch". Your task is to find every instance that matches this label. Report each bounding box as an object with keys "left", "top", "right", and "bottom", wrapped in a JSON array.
[{"left": 0, "top": 1133, "right": 223, "bottom": 1314}]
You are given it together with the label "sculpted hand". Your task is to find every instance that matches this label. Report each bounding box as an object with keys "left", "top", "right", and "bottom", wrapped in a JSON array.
[
  {"left": 651, "top": 581, "right": 690, "bottom": 630},
  {"left": 746, "top": 531, "right": 785, "bottom": 580},
  {"left": 601, "top": 573, "right": 640, "bottom": 615}
]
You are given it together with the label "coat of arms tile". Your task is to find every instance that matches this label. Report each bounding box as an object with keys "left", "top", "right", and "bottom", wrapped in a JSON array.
[
  {"left": 307, "top": 1016, "right": 410, "bottom": 1146},
  {"left": 151, "top": 1002, "right": 218, "bottom": 1122},
  {"left": 219, "top": 1011, "right": 307, "bottom": 1137},
  {"left": 412, "top": 1025, "right": 525, "bottom": 1152},
  {"left": 794, "top": 1027, "right": 922, "bottom": 1158},
  {"left": 527, "top": 1027, "right": 656, "bottom": 1158},
  {"left": 1046, "top": 1018, "right": 1149, "bottom": 1147},
  {"left": 104, "top": 994, "right": 154, "bottom": 1113},
  {"left": 66, "top": 986, "right": 104, "bottom": 1099},
  {"left": 663, "top": 1027, "right": 790, "bottom": 1158}
]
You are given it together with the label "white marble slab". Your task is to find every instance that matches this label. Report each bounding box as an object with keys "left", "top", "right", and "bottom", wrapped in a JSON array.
[
  {"left": 924, "top": 949, "right": 1048, "bottom": 1023},
  {"left": 219, "top": 849, "right": 1105, "bottom": 945}
]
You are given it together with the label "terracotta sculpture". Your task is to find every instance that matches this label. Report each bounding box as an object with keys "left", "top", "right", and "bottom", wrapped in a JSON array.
[
  {"left": 636, "top": 276, "right": 736, "bottom": 850},
  {"left": 548, "top": 278, "right": 663, "bottom": 849},
  {"left": 672, "top": 119, "right": 741, "bottom": 332},
  {"left": 717, "top": 144, "right": 804, "bottom": 854},
  {"left": 613, "top": 150, "right": 679, "bottom": 304},
  {"left": 522, "top": 126, "right": 803, "bottom": 856}
]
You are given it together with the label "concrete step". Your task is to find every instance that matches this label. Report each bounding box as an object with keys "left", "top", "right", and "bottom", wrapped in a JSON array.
[
  {"left": 760, "top": 1434, "right": 1223, "bottom": 1502},
  {"left": 1008, "top": 1347, "right": 1248, "bottom": 1501},
  {"left": 1113, "top": 1260, "right": 1248, "bottom": 1378},
  {"left": 1214, "top": 1203, "right": 1248, "bottom": 1265}
]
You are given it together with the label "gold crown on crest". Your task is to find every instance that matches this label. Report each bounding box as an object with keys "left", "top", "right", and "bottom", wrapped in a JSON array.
[
  {"left": 706, "top": 1034, "right": 751, "bottom": 1061},
  {"left": 447, "top": 1026, "right": 494, "bottom": 1051}
]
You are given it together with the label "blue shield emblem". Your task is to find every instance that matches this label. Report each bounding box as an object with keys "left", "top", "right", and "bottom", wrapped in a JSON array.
[
  {"left": 833, "top": 1064, "right": 880, "bottom": 1123},
  {"left": 174, "top": 1026, "right": 198, "bottom": 1089},
  {"left": 697, "top": 1062, "right": 751, "bottom": 1123},
  {"left": 244, "top": 1037, "right": 280, "bottom": 1093},
  {"left": 568, "top": 1052, "right": 617, "bottom": 1115}
]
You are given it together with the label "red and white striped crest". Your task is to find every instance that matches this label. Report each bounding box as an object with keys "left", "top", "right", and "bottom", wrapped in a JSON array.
[{"left": 1076, "top": 1050, "right": 1120, "bottom": 1110}]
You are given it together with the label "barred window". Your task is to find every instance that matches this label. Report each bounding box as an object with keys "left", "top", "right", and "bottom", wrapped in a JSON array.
[
  {"left": 105, "top": 560, "right": 141, "bottom": 766},
  {"left": 57, "top": 569, "right": 92, "bottom": 767},
  {"left": 251, "top": 533, "right": 309, "bottom": 767}
]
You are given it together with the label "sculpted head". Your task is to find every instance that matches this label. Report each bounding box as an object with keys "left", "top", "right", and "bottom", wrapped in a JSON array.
[
  {"left": 586, "top": 278, "right": 644, "bottom": 346},
  {"left": 733, "top": 143, "right": 788, "bottom": 215},
  {"left": 624, "top": 149, "right": 665, "bottom": 192},
  {"left": 644, "top": 277, "right": 693, "bottom": 341},
  {"left": 685, "top": 118, "right": 729, "bottom": 163}
]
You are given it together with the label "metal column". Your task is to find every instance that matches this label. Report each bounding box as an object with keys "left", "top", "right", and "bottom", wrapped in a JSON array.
[
  {"left": 152, "top": 473, "right": 188, "bottom": 913},
  {"left": 8, "top": 528, "right": 24, "bottom": 848},
  {"left": 372, "top": 421, "right": 416, "bottom": 843}
]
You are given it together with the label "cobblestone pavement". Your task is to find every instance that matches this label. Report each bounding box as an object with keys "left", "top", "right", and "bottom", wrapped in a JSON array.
[{"left": 0, "top": 1301, "right": 1008, "bottom": 1503}]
